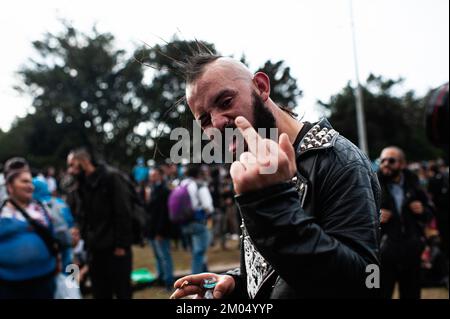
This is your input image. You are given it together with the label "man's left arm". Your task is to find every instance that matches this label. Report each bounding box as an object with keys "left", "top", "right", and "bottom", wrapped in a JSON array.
[{"left": 236, "top": 163, "right": 381, "bottom": 296}]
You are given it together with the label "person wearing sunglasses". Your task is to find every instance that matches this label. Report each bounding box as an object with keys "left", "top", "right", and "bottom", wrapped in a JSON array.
[
  {"left": 0, "top": 158, "right": 57, "bottom": 299},
  {"left": 377, "top": 147, "right": 433, "bottom": 299}
]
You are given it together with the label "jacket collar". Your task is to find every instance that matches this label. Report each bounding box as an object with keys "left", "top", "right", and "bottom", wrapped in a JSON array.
[{"left": 296, "top": 118, "right": 339, "bottom": 156}]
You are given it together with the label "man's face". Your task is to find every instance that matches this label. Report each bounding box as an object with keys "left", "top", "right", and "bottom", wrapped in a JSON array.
[
  {"left": 168, "top": 164, "right": 177, "bottom": 176},
  {"left": 71, "top": 228, "right": 81, "bottom": 246},
  {"left": 67, "top": 154, "right": 83, "bottom": 177},
  {"left": 186, "top": 59, "right": 275, "bottom": 155},
  {"left": 379, "top": 149, "right": 405, "bottom": 179},
  {"left": 47, "top": 167, "right": 55, "bottom": 177},
  {"left": 149, "top": 170, "right": 162, "bottom": 184}
]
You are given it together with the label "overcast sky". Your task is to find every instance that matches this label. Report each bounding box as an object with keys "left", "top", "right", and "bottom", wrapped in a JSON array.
[{"left": 0, "top": 0, "right": 448, "bottom": 131}]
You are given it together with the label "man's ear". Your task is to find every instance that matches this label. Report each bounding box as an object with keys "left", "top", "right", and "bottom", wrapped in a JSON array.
[
  {"left": 6, "top": 183, "right": 13, "bottom": 196},
  {"left": 253, "top": 72, "right": 271, "bottom": 101},
  {"left": 79, "top": 158, "right": 89, "bottom": 171}
]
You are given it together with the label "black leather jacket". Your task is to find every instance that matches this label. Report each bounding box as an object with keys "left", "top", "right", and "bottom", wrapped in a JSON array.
[{"left": 226, "top": 118, "right": 381, "bottom": 299}]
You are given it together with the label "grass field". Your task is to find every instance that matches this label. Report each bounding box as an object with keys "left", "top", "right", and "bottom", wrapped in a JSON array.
[
  {"left": 130, "top": 239, "right": 240, "bottom": 299},
  {"left": 132, "top": 239, "right": 241, "bottom": 275},
  {"left": 93, "top": 240, "right": 449, "bottom": 299}
]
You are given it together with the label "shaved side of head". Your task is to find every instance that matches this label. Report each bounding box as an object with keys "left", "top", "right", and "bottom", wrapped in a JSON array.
[{"left": 185, "top": 57, "right": 254, "bottom": 100}]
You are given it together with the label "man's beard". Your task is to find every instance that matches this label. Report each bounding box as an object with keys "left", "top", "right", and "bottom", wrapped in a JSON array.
[
  {"left": 380, "top": 167, "right": 401, "bottom": 182},
  {"left": 74, "top": 165, "right": 87, "bottom": 185},
  {"left": 221, "top": 92, "right": 276, "bottom": 164},
  {"left": 252, "top": 92, "right": 277, "bottom": 134}
]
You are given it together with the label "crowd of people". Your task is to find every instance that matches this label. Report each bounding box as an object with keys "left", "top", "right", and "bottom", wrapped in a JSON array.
[
  {"left": 0, "top": 144, "right": 448, "bottom": 299},
  {"left": 0, "top": 150, "right": 242, "bottom": 299}
]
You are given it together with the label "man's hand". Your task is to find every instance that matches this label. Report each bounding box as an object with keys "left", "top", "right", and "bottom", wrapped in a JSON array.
[
  {"left": 409, "top": 201, "right": 424, "bottom": 215},
  {"left": 114, "top": 248, "right": 126, "bottom": 257},
  {"left": 230, "top": 116, "right": 297, "bottom": 195},
  {"left": 380, "top": 209, "right": 392, "bottom": 224},
  {"left": 170, "top": 273, "right": 235, "bottom": 299}
]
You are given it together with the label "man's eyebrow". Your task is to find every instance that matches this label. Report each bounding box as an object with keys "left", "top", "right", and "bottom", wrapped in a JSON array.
[
  {"left": 195, "top": 89, "right": 237, "bottom": 120},
  {"left": 211, "top": 89, "right": 237, "bottom": 105}
]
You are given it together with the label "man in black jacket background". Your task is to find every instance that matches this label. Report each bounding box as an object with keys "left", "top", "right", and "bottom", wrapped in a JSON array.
[
  {"left": 377, "top": 146, "right": 433, "bottom": 299},
  {"left": 67, "top": 148, "right": 133, "bottom": 299}
]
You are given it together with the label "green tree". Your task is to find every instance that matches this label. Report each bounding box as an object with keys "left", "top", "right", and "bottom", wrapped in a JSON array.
[
  {"left": 319, "top": 74, "right": 442, "bottom": 161},
  {"left": 10, "top": 22, "right": 152, "bottom": 169},
  {"left": 0, "top": 117, "right": 30, "bottom": 165},
  {"left": 1, "top": 23, "right": 302, "bottom": 169}
]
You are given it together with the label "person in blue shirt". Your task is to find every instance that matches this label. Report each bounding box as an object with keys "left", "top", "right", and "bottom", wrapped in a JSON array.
[
  {"left": 132, "top": 157, "right": 149, "bottom": 184},
  {"left": 0, "top": 158, "right": 57, "bottom": 299}
]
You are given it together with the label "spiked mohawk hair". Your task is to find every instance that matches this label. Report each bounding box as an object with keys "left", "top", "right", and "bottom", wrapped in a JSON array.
[{"left": 182, "top": 53, "right": 222, "bottom": 84}]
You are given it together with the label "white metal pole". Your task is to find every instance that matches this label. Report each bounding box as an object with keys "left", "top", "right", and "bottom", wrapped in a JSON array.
[{"left": 349, "top": 0, "right": 369, "bottom": 155}]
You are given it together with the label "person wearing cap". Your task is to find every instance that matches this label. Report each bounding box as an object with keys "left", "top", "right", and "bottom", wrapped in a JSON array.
[{"left": 0, "top": 158, "right": 57, "bottom": 299}]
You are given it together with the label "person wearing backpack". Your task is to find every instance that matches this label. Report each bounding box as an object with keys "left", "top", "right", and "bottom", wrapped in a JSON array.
[
  {"left": 66, "top": 148, "right": 133, "bottom": 299},
  {"left": 0, "top": 158, "right": 57, "bottom": 299},
  {"left": 170, "top": 165, "right": 214, "bottom": 274}
]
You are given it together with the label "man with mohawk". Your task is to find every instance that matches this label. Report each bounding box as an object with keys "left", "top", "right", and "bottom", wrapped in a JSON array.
[{"left": 171, "top": 54, "right": 381, "bottom": 299}]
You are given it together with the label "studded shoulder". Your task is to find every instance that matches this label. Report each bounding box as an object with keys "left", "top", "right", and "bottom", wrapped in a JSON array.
[{"left": 298, "top": 120, "right": 339, "bottom": 155}]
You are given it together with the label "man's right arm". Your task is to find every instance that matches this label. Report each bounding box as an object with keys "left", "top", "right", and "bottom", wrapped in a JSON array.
[{"left": 224, "top": 267, "right": 248, "bottom": 299}]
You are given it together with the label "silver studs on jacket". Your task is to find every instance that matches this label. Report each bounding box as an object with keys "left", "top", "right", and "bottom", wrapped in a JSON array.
[{"left": 299, "top": 124, "right": 338, "bottom": 153}]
